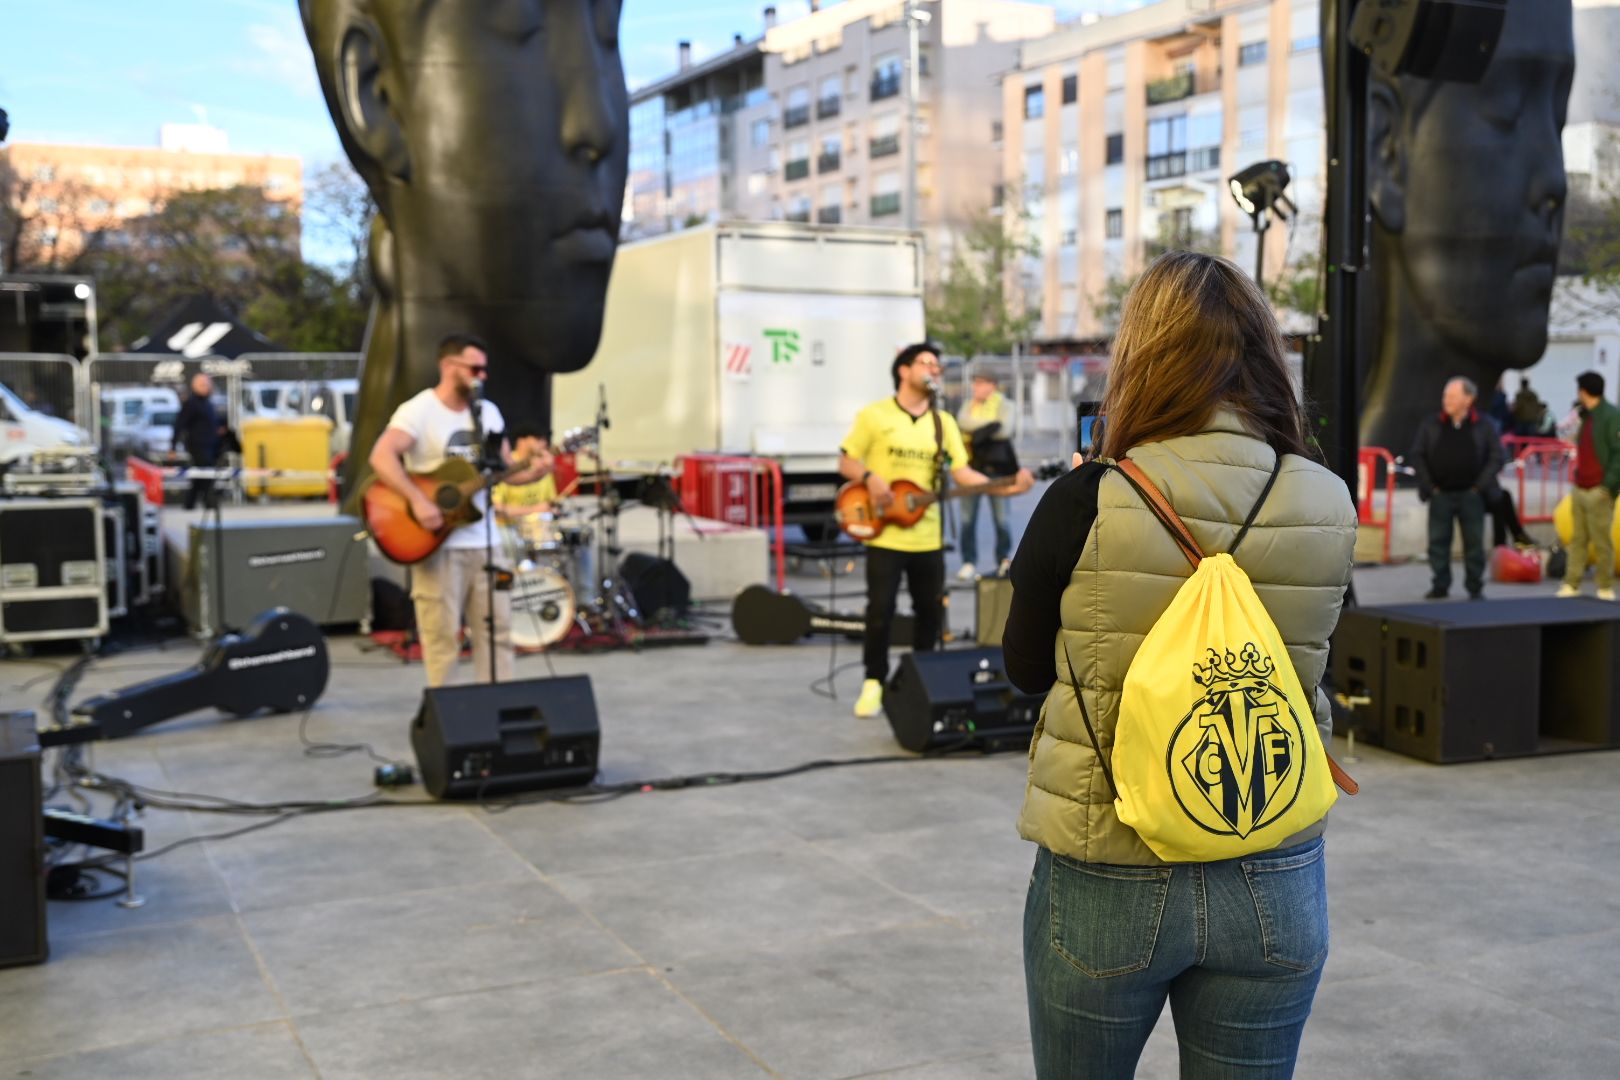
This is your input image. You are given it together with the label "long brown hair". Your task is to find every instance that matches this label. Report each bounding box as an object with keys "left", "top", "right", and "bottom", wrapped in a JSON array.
[{"left": 1099, "top": 251, "right": 1308, "bottom": 461}]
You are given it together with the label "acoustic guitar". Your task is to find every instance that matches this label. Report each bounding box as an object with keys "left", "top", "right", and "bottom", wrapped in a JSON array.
[
  {"left": 833, "top": 461, "right": 1064, "bottom": 542},
  {"left": 362, "top": 427, "right": 595, "bottom": 565}
]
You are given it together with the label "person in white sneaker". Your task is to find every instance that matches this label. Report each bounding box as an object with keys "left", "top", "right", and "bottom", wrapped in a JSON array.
[
  {"left": 1557, "top": 372, "right": 1620, "bottom": 600},
  {"left": 957, "top": 373, "right": 1019, "bottom": 582},
  {"left": 840, "top": 344, "right": 1032, "bottom": 718}
]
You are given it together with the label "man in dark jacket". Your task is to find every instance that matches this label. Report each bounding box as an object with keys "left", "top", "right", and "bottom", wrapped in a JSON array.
[
  {"left": 1410, "top": 376, "right": 1503, "bottom": 600},
  {"left": 172, "top": 372, "right": 224, "bottom": 510},
  {"left": 1557, "top": 371, "right": 1620, "bottom": 600}
]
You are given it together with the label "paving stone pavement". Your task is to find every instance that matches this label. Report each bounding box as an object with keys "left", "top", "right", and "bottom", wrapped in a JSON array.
[{"left": 2, "top": 549, "right": 1617, "bottom": 1079}]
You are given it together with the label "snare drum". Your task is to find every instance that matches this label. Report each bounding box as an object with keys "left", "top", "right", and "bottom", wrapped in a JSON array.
[{"left": 509, "top": 564, "right": 577, "bottom": 649}]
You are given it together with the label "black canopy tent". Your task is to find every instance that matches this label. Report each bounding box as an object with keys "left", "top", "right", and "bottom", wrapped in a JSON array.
[{"left": 129, "top": 295, "right": 282, "bottom": 360}]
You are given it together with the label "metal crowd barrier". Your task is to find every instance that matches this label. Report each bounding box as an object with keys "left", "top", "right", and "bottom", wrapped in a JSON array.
[{"left": 675, "top": 453, "right": 787, "bottom": 592}]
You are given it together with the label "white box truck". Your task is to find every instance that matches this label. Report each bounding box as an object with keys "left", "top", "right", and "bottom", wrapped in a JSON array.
[{"left": 551, "top": 221, "right": 926, "bottom": 534}]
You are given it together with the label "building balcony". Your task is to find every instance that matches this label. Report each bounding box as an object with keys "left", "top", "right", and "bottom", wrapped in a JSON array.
[
  {"left": 817, "top": 205, "right": 842, "bottom": 225},
  {"left": 817, "top": 96, "right": 841, "bottom": 120},
  {"left": 1145, "top": 72, "right": 1195, "bottom": 106},
  {"left": 786, "top": 210, "right": 812, "bottom": 223},
  {"left": 1145, "top": 151, "right": 1187, "bottom": 180},
  {"left": 783, "top": 105, "right": 811, "bottom": 129},
  {"left": 818, "top": 151, "right": 841, "bottom": 173},
  {"left": 1189, "top": 146, "right": 1221, "bottom": 172},
  {"left": 785, "top": 158, "right": 811, "bottom": 181},
  {"left": 871, "top": 73, "right": 902, "bottom": 101},
  {"left": 871, "top": 192, "right": 902, "bottom": 217},
  {"left": 870, "top": 134, "right": 901, "bottom": 159}
]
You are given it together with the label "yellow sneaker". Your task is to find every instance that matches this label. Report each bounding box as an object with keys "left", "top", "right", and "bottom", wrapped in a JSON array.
[
  {"left": 853, "top": 678, "right": 885, "bottom": 718},
  {"left": 1556, "top": 584, "right": 1580, "bottom": 598}
]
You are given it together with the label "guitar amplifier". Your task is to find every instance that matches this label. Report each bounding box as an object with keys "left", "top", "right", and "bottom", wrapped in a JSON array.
[
  {"left": 0, "top": 711, "right": 47, "bottom": 968},
  {"left": 0, "top": 499, "right": 108, "bottom": 643},
  {"left": 411, "top": 676, "right": 601, "bottom": 799},
  {"left": 883, "top": 647, "right": 1043, "bottom": 753},
  {"left": 184, "top": 517, "right": 370, "bottom": 635}
]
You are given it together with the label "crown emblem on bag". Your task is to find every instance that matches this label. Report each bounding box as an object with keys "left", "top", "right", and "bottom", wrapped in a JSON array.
[{"left": 1193, "top": 643, "right": 1274, "bottom": 690}]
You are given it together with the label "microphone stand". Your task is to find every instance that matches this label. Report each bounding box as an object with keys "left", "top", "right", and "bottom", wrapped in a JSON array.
[
  {"left": 469, "top": 382, "right": 501, "bottom": 685},
  {"left": 927, "top": 377, "right": 951, "bottom": 652}
]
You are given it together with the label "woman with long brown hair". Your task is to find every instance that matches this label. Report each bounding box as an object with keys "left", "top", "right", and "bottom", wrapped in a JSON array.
[{"left": 1003, "top": 252, "right": 1357, "bottom": 1078}]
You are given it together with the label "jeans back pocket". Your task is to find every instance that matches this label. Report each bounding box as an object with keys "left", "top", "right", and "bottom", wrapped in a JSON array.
[
  {"left": 1241, "top": 841, "right": 1329, "bottom": 972},
  {"left": 1048, "top": 853, "right": 1172, "bottom": 978}
]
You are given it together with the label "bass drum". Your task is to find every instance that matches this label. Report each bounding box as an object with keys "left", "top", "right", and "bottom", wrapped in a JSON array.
[{"left": 510, "top": 563, "right": 577, "bottom": 650}]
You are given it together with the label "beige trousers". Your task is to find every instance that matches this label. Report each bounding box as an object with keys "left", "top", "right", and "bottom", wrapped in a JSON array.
[
  {"left": 1565, "top": 485, "right": 1617, "bottom": 590},
  {"left": 410, "top": 546, "right": 513, "bottom": 687}
]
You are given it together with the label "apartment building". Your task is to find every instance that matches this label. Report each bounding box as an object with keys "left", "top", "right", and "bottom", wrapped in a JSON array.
[
  {"left": 1003, "top": 0, "right": 1324, "bottom": 342},
  {"left": 1, "top": 124, "right": 302, "bottom": 269},
  {"left": 626, "top": 0, "right": 1057, "bottom": 264}
]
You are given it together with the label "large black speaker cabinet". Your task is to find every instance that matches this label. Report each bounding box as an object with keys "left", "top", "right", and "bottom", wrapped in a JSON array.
[
  {"left": 1329, "top": 598, "right": 1620, "bottom": 764},
  {"left": 0, "top": 712, "right": 47, "bottom": 968},
  {"left": 883, "top": 647, "right": 1042, "bottom": 753},
  {"left": 411, "top": 677, "right": 600, "bottom": 799},
  {"left": 619, "top": 553, "right": 691, "bottom": 619}
]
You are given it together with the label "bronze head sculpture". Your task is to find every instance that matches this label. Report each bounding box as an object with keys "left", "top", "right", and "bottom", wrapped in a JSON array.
[
  {"left": 1361, "top": 0, "right": 1574, "bottom": 452},
  {"left": 300, "top": 0, "right": 628, "bottom": 489}
]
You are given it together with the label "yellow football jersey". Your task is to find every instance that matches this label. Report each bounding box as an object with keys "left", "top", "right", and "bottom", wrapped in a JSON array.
[{"left": 841, "top": 398, "right": 968, "bottom": 552}]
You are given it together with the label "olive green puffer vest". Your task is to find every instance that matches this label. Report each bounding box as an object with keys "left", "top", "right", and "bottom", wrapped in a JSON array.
[{"left": 1016, "top": 411, "right": 1358, "bottom": 865}]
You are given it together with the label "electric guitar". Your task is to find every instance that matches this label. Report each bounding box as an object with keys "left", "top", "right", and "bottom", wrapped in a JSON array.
[
  {"left": 362, "top": 427, "right": 595, "bottom": 565},
  {"left": 833, "top": 460, "right": 1065, "bottom": 542}
]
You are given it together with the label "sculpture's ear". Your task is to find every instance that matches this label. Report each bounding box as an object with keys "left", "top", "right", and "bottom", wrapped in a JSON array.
[
  {"left": 1368, "top": 79, "right": 1406, "bottom": 234},
  {"left": 335, "top": 22, "right": 409, "bottom": 183}
]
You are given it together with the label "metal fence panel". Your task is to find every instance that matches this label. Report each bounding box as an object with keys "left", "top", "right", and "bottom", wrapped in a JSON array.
[{"left": 0, "top": 352, "right": 85, "bottom": 430}]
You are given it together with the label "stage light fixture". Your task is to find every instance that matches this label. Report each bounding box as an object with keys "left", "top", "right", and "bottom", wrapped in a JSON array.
[{"left": 1228, "top": 160, "right": 1295, "bottom": 287}]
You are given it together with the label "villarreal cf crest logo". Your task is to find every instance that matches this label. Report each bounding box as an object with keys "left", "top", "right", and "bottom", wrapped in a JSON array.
[{"left": 1168, "top": 644, "right": 1308, "bottom": 839}]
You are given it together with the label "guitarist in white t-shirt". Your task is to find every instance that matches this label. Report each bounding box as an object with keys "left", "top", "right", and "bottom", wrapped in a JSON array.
[{"left": 367, "top": 334, "right": 551, "bottom": 686}]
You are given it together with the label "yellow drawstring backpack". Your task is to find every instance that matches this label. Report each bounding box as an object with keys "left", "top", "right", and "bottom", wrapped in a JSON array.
[{"left": 1064, "top": 457, "right": 1356, "bottom": 863}]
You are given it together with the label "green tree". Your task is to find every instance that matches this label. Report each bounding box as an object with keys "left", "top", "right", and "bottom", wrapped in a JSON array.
[
  {"left": 1563, "top": 178, "right": 1620, "bottom": 313},
  {"left": 927, "top": 204, "right": 1040, "bottom": 357}
]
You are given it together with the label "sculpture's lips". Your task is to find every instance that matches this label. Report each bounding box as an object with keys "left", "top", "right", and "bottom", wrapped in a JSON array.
[{"left": 555, "top": 226, "right": 615, "bottom": 263}]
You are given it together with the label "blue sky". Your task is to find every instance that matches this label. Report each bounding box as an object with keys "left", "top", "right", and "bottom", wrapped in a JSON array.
[{"left": 0, "top": 0, "right": 1150, "bottom": 169}]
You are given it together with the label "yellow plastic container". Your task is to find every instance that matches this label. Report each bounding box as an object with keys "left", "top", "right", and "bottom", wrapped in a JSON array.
[{"left": 242, "top": 416, "right": 335, "bottom": 498}]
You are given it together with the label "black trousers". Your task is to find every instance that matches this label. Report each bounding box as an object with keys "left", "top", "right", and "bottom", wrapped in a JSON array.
[{"left": 863, "top": 546, "right": 945, "bottom": 682}]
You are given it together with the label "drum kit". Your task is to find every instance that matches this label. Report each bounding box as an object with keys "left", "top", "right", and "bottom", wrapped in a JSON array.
[{"left": 506, "top": 509, "right": 595, "bottom": 649}]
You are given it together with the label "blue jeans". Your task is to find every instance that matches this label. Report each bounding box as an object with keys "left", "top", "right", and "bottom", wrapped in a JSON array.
[
  {"left": 1427, "top": 489, "right": 1486, "bottom": 595},
  {"left": 960, "top": 491, "right": 1012, "bottom": 566},
  {"left": 1025, "top": 839, "right": 1328, "bottom": 1079}
]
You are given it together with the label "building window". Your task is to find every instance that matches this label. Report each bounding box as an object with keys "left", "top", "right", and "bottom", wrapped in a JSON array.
[
  {"left": 819, "top": 133, "right": 842, "bottom": 173},
  {"left": 818, "top": 74, "right": 842, "bottom": 119},
  {"left": 873, "top": 172, "right": 902, "bottom": 217},
  {"left": 1238, "top": 41, "right": 1268, "bottom": 66},
  {"left": 872, "top": 53, "right": 903, "bottom": 100},
  {"left": 785, "top": 139, "right": 811, "bottom": 181},
  {"left": 1025, "top": 84, "right": 1045, "bottom": 120},
  {"left": 786, "top": 194, "right": 812, "bottom": 223},
  {"left": 747, "top": 170, "right": 770, "bottom": 196},
  {"left": 1146, "top": 114, "right": 1189, "bottom": 178},
  {"left": 1105, "top": 208, "right": 1123, "bottom": 239},
  {"left": 1062, "top": 75, "right": 1078, "bottom": 105},
  {"left": 870, "top": 113, "right": 902, "bottom": 159},
  {"left": 992, "top": 120, "right": 1004, "bottom": 143},
  {"left": 752, "top": 119, "right": 771, "bottom": 148},
  {"left": 784, "top": 86, "right": 811, "bottom": 129},
  {"left": 1292, "top": 34, "right": 1321, "bottom": 53},
  {"left": 1105, "top": 133, "right": 1124, "bottom": 165}
]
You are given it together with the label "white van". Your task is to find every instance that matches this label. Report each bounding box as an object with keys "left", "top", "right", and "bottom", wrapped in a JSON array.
[
  {"left": 0, "top": 381, "right": 92, "bottom": 465},
  {"left": 99, "top": 386, "right": 183, "bottom": 460}
]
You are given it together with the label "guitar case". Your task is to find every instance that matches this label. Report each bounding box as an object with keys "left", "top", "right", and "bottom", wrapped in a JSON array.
[{"left": 731, "top": 585, "right": 913, "bottom": 646}]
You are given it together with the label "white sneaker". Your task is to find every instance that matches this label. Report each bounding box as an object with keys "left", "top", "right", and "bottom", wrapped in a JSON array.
[
  {"left": 1600, "top": 588, "right": 1616, "bottom": 601},
  {"left": 853, "top": 679, "right": 885, "bottom": 718},
  {"left": 1556, "top": 584, "right": 1581, "bottom": 598},
  {"left": 955, "top": 562, "right": 978, "bottom": 582}
]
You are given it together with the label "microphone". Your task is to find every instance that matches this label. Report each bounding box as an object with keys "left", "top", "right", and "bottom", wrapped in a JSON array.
[{"left": 925, "top": 377, "right": 942, "bottom": 398}]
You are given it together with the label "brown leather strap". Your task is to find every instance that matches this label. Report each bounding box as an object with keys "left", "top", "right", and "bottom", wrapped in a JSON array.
[
  {"left": 1118, "top": 460, "right": 1204, "bottom": 568},
  {"left": 1327, "top": 753, "right": 1359, "bottom": 795}
]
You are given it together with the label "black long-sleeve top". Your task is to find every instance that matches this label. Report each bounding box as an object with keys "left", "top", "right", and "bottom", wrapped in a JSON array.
[
  {"left": 173, "top": 393, "right": 220, "bottom": 462},
  {"left": 1003, "top": 462, "right": 1107, "bottom": 695}
]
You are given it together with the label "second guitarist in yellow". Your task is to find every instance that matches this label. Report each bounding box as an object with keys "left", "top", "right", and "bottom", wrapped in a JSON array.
[{"left": 838, "top": 343, "right": 1033, "bottom": 718}]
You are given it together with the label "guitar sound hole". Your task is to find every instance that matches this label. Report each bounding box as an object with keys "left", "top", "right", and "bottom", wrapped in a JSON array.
[{"left": 435, "top": 486, "right": 460, "bottom": 511}]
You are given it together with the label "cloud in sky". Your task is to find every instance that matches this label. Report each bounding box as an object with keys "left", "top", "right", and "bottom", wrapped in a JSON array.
[{"left": 244, "top": 11, "right": 320, "bottom": 100}]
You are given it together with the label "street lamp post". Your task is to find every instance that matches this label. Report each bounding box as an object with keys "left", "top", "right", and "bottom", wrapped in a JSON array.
[{"left": 904, "top": 2, "right": 929, "bottom": 232}]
